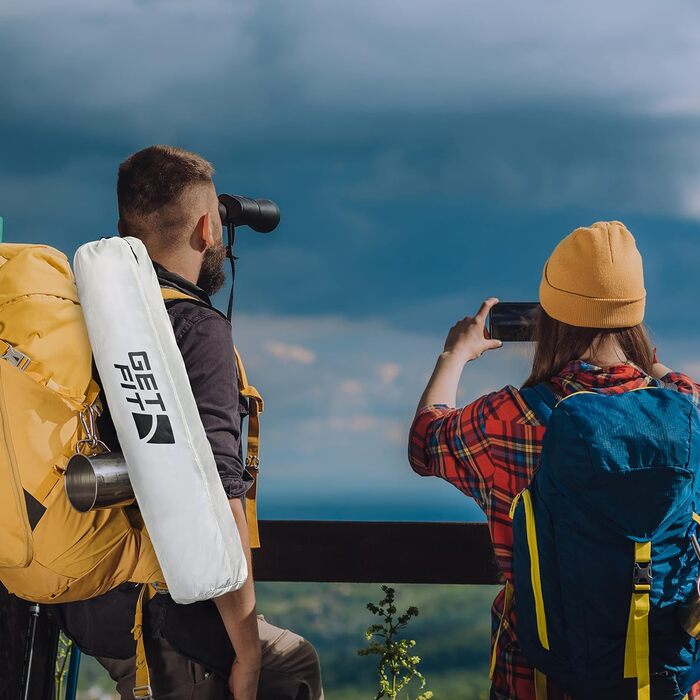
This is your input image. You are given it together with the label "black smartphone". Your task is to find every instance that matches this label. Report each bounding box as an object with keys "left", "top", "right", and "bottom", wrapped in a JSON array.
[{"left": 488, "top": 302, "right": 540, "bottom": 342}]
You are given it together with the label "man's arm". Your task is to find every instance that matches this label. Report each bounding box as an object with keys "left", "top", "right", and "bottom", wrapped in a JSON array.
[
  {"left": 173, "top": 306, "right": 260, "bottom": 698},
  {"left": 214, "top": 499, "right": 260, "bottom": 698}
]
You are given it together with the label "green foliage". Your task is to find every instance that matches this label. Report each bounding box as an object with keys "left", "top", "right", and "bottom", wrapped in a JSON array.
[
  {"left": 78, "top": 583, "right": 496, "bottom": 699},
  {"left": 359, "top": 585, "right": 433, "bottom": 700},
  {"left": 55, "top": 632, "right": 73, "bottom": 700}
]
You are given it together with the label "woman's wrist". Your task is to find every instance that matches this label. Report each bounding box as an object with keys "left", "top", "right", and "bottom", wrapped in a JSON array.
[
  {"left": 439, "top": 349, "right": 473, "bottom": 365},
  {"left": 416, "top": 352, "right": 466, "bottom": 410}
]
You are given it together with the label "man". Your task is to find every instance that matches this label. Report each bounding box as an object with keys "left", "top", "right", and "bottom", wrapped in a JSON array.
[{"left": 55, "top": 145, "right": 324, "bottom": 700}]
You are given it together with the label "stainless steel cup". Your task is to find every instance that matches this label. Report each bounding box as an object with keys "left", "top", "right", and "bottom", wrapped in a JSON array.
[{"left": 64, "top": 452, "right": 135, "bottom": 513}]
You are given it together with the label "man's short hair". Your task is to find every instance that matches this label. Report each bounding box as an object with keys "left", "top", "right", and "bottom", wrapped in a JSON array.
[{"left": 117, "top": 145, "right": 214, "bottom": 244}]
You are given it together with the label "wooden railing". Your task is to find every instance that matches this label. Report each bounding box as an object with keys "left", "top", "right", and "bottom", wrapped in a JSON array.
[
  {"left": 0, "top": 521, "right": 500, "bottom": 699},
  {"left": 253, "top": 521, "right": 500, "bottom": 584}
]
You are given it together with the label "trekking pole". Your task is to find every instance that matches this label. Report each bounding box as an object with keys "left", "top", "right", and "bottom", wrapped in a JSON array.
[
  {"left": 19, "top": 603, "right": 40, "bottom": 700},
  {"left": 64, "top": 647, "right": 82, "bottom": 700}
]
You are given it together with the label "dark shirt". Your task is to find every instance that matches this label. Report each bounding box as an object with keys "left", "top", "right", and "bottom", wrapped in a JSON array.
[
  {"left": 54, "top": 261, "right": 249, "bottom": 674},
  {"left": 96, "top": 261, "right": 252, "bottom": 499}
]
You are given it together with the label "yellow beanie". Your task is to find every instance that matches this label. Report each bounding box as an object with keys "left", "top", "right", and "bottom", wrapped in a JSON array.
[{"left": 539, "top": 221, "right": 646, "bottom": 328}]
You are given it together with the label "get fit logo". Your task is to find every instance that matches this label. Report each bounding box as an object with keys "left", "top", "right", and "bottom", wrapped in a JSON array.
[{"left": 114, "top": 351, "right": 175, "bottom": 445}]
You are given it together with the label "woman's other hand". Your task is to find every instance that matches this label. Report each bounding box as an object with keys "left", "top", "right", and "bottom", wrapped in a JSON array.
[
  {"left": 649, "top": 346, "right": 673, "bottom": 379},
  {"left": 443, "top": 297, "right": 503, "bottom": 364}
]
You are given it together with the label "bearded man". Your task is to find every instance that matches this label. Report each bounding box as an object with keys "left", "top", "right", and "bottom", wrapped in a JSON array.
[{"left": 55, "top": 145, "right": 324, "bottom": 700}]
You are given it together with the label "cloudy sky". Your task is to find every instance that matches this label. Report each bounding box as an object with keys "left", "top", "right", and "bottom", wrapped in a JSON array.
[{"left": 2, "top": 0, "right": 700, "bottom": 521}]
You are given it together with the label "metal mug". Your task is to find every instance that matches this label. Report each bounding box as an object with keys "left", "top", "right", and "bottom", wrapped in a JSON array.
[{"left": 64, "top": 452, "right": 135, "bottom": 513}]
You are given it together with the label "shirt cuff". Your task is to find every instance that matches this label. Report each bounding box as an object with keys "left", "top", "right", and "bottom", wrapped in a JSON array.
[
  {"left": 409, "top": 404, "right": 453, "bottom": 476},
  {"left": 220, "top": 469, "right": 255, "bottom": 499},
  {"left": 412, "top": 404, "right": 452, "bottom": 437}
]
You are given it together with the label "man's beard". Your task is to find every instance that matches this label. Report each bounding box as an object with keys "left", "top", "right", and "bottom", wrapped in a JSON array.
[{"left": 197, "top": 240, "right": 227, "bottom": 296}]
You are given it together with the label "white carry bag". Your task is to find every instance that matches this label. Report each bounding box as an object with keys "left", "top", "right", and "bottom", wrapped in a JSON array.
[{"left": 74, "top": 236, "right": 247, "bottom": 604}]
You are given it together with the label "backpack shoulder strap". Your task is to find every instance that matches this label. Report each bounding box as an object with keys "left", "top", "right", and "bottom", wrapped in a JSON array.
[
  {"left": 160, "top": 286, "right": 226, "bottom": 317},
  {"left": 520, "top": 382, "right": 558, "bottom": 426},
  {"left": 159, "top": 286, "right": 264, "bottom": 549},
  {"left": 160, "top": 287, "right": 199, "bottom": 303}
]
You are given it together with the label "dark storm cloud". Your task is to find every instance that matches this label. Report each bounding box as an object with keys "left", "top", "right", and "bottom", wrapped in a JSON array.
[{"left": 1, "top": 0, "right": 700, "bottom": 335}]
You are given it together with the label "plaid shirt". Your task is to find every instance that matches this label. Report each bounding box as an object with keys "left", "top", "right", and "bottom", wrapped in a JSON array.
[{"left": 409, "top": 360, "right": 700, "bottom": 700}]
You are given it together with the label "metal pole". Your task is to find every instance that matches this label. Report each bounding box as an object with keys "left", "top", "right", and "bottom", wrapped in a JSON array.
[{"left": 20, "top": 603, "right": 40, "bottom": 700}]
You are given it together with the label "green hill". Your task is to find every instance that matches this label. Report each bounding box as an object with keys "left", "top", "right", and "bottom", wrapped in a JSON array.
[{"left": 77, "top": 582, "right": 498, "bottom": 700}]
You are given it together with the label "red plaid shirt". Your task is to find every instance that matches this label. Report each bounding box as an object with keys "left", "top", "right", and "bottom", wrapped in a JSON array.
[{"left": 409, "top": 360, "right": 700, "bottom": 700}]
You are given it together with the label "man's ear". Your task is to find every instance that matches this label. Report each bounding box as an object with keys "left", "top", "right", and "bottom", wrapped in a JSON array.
[{"left": 198, "top": 211, "right": 214, "bottom": 249}]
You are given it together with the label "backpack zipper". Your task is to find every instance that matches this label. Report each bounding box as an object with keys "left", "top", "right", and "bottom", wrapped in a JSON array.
[{"left": 509, "top": 489, "right": 524, "bottom": 519}]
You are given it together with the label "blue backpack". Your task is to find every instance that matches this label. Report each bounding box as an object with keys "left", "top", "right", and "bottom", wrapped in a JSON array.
[{"left": 513, "top": 383, "right": 700, "bottom": 699}]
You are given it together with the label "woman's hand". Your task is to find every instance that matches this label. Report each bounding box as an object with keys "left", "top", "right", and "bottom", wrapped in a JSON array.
[
  {"left": 416, "top": 297, "right": 503, "bottom": 412},
  {"left": 651, "top": 347, "right": 673, "bottom": 380},
  {"left": 443, "top": 297, "right": 502, "bottom": 364}
]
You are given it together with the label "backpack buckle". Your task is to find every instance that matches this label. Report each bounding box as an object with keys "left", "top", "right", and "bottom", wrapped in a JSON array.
[
  {"left": 633, "top": 561, "right": 653, "bottom": 590},
  {"left": 132, "top": 685, "right": 153, "bottom": 700},
  {"left": 0, "top": 343, "right": 31, "bottom": 371}
]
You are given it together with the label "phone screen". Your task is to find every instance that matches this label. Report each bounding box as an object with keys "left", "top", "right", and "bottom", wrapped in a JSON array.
[{"left": 489, "top": 302, "right": 540, "bottom": 342}]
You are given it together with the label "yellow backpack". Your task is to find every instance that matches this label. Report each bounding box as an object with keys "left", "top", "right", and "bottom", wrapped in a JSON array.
[{"left": 0, "top": 243, "right": 263, "bottom": 607}]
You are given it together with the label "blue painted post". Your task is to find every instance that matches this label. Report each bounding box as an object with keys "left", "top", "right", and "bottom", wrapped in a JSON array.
[{"left": 64, "top": 647, "right": 81, "bottom": 700}]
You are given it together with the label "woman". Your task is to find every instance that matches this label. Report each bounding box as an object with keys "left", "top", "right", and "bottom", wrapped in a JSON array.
[{"left": 408, "top": 221, "right": 700, "bottom": 700}]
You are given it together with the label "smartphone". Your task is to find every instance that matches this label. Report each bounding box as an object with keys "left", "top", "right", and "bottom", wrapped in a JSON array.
[{"left": 488, "top": 302, "right": 540, "bottom": 342}]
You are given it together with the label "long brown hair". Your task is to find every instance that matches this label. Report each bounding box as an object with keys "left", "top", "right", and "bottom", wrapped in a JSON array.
[{"left": 521, "top": 308, "right": 654, "bottom": 388}]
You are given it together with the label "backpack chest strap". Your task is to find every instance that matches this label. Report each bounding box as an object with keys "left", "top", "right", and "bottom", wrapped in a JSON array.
[
  {"left": 0, "top": 338, "right": 99, "bottom": 411},
  {"left": 624, "top": 540, "right": 652, "bottom": 700},
  {"left": 0, "top": 338, "right": 32, "bottom": 371}
]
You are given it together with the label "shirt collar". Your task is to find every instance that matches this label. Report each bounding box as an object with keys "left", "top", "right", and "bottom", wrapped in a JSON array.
[
  {"left": 549, "top": 359, "right": 658, "bottom": 396},
  {"left": 152, "top": 260, "right": 212, "bottom": 307}
]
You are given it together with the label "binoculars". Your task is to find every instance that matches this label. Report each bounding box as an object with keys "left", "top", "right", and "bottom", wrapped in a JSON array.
[{"left": 218, "top": 194, "right": 280, "bottom": 233}]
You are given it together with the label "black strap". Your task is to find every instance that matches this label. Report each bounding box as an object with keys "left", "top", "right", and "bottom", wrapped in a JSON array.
[{"left": 226, "top": 224, "right": 236, "bottom": 322}]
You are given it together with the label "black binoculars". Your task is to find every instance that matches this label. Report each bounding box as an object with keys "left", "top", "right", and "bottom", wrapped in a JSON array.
[{"left": 218, "top": 194, "right": 280, "bottom": 233}]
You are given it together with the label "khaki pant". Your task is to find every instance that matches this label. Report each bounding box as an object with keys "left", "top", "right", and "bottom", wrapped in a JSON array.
[{"left": 97, "top": 616, "right": 324, "bottom": 700}]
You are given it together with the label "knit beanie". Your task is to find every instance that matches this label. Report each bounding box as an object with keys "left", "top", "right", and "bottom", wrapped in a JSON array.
[{"left": 539, "top": 221, "right": 646, "bottom": 328}]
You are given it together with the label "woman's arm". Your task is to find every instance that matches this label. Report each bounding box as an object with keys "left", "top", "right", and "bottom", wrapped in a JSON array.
[{"left": 417, "top": 297, "right": 502, "bottom": 412}]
